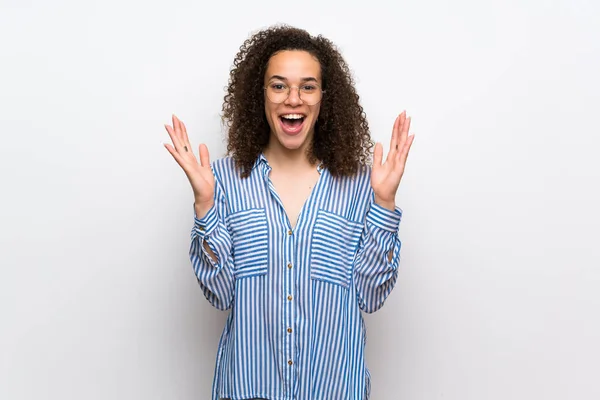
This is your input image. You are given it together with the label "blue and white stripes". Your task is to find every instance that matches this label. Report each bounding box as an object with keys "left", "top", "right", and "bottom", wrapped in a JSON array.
[{"left": 190, "top": 154, "right": 402, "bottom": 400}]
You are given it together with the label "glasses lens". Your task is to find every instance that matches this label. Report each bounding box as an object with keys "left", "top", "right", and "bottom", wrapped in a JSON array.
[
  {"left": 266, "top": 83, "right": 288, "bottom": 103},
  {"left": 299, "top": 84, "right": 321, "bottom": 105},
  {"left": 265, "top": 84, "right": 322, "bottom": 105}
]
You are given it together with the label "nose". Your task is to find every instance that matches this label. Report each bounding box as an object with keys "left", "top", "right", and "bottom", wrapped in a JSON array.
[{"left": 284, "top": 86, "right": 303, "bottom": 106}]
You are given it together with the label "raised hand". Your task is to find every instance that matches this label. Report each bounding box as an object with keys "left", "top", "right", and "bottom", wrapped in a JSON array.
[
  {"left": 371, "top": 111, "right": 415, "bottom": 210},
  {"left": 163, "top": 115, "right": 215, "bottom": 216}
]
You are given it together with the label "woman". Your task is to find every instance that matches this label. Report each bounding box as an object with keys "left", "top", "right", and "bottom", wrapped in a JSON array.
[{"left": 164, "top": 25, "right": 414, "bottom": 400}]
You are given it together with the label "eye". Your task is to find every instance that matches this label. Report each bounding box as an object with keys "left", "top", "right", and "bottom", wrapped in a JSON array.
[
  {"left": 270, "top": 83, "right": 287, "bottom": 92},
  {"left": 301, "top": 84, "right": 317, "bottom": 93}
]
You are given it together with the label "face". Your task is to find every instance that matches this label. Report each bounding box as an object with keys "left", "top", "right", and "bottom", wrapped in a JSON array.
[{"left": 264, "top": 50, "right": 322, "bottom": 153}]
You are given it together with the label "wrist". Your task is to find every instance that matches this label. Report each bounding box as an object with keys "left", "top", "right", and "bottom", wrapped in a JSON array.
[
  {"left": 374, "top": 196, "right": 395, "bottom": 212},
  {"left": 194, "top": 200, "right": 214, "bottom": 219}
]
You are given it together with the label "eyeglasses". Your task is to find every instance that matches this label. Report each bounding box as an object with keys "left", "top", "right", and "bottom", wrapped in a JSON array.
[{"left": 264, "top": 82, "right": 325, "bottom": 105}]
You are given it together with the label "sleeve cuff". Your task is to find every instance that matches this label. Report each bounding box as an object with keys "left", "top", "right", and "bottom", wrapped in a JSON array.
[
  {"left": 193, "top": 205, "right": 219, "bottom": 239},
  {"left": 366, "top": 202, "right": 402, "bottom": 232}
]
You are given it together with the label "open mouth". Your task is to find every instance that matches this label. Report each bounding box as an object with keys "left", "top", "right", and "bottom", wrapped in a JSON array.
[{"left": 280, "top": 114, "right": 305, "bottom": 134}]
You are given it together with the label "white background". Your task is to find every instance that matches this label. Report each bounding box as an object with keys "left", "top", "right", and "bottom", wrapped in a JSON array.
[{"left": 1, "top": 0, "right": 599, "bottom": 399}]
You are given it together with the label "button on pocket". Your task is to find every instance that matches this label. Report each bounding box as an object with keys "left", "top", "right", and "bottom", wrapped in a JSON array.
[
  {"left": 310, "top": 210, "right": 363, "bottom": 288},
  {"left": 226, "top": 208, "right": 269, "bottom": 279}
]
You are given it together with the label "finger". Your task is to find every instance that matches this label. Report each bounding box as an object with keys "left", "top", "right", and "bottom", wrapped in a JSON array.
[
  {"left": 168, "top": 116, "right": 192, "bottom": 154},
  {"left": 402, "top": 115, "right": 411, "bottom": 141},
  {"left": 373, "top": 142, "right": 383, "bottom": 167},
  {"left": 180, "top": 118, "right": 191, "bottom": 149},
  {"left": 172, "top": 114, "right": 186, "bottom": 147},
  {"left": 163, "top": 142, "right": 186, "bottom": 167},
  {"left": 199, "top": 144, "right": 211, "bottom": 167},
  {"left": 398, "top": 132, "right": 415, "bottom": 165},
  {"left": 172, "top": 114, "right": 180, "bottom": 138},
  {"left": 396, "top": 115, "right": 411, "bottom": 155},
  {"left": 389, "top": 113, "right": 401, "bottom": 151},
  {"left": 164, "top": 124, "right": 185, "bottom": 152}
]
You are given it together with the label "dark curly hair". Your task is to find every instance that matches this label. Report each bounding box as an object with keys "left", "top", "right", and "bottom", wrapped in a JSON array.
[{"left": 222, "top": 25, "right": 373, "bottom": 178}]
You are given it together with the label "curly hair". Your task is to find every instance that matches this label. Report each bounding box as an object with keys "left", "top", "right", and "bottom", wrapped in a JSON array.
[{"left": 222, "top": 24, "right": 373, "bottom": 178}]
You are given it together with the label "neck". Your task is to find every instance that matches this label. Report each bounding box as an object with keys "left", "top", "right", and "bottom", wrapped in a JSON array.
[{"left": 263, "top": 138, "right": 317, "bottom": 173}]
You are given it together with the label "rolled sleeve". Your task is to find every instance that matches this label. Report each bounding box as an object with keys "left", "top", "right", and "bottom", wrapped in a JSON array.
[
  {"left": 192, "top": 205, "right": 219, "bottom": 240},
  {"left": 354, "top": 202, "right": 403, "bottom": 313},
  {"left": 366, "top": 203, "right": 402, "bottom": 233}
]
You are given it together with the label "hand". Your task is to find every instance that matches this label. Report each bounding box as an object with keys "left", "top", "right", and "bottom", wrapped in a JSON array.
[
  {"left": 371, "top": 111, "right": 415, "bottom": 210},
  {"left": 163, "top": 115, "right": 215, "bottom": 214}
]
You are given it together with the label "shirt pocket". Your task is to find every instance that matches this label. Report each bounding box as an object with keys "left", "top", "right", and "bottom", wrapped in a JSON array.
[
  {"left": 310, "top": 209, "right": 364, "bottom": 289},
  {"left": 226, "top": 208, "right": 269, "bottom": 279}
]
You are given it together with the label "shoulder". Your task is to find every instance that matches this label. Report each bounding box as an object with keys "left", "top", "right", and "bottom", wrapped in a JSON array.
[
  {"left": 355, "top": 163, "right": 371, "bottom": 180},
  {"left": 211, "top": 155, "right": 235, "bottom": 168},
  {"left": 211, "top": 155, "right": 265, "bottom": 186},
  {"left": 324, "top": 163, "right": 373, "bottom": 198},
  {"left": 328, "top": 163, "right": 371, "bottom": 184},
  {"left": 210, "top": 156, "right": 241, "bottom": 178}
]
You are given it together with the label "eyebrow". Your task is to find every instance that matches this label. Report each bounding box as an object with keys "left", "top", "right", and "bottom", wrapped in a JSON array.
[{"left": 268, "top": 75, "right": 318, "bottom": 83}]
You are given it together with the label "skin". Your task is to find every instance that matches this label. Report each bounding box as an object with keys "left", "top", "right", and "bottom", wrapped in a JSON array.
[
  {"left": 262, "top": 50, "right": 322, "bottom": 163},
  {"left": 163, "top": 50, "right": 415, "bottom": 260},
  {"left": 262, "top": 51, "right": 323, "bottom": 228}
]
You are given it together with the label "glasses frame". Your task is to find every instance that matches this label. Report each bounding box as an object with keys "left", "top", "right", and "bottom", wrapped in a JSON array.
[{"left": 263, "top": 83, "right": 326, "bottom": 105}]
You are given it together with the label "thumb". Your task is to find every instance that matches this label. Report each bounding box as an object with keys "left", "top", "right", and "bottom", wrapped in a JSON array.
[
  {"left": 373, "top": 142, "right": 383, "bottom": 167},
  {"left": 199, "top": 144, "right": 211, "bottom": 167}
]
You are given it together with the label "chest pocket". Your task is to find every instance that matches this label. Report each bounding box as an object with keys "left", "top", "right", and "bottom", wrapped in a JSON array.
[
  {"left": 310, "top": 209, "right": 364, "bottom": 289},
  {"left": 226, "top": 208, "right": 269, "bottom": 279}
]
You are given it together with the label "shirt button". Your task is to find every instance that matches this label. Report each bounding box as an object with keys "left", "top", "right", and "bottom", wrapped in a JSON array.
[
  {"left": 287, "top": 263, "right": 292, "bottom": 269},
  {"left": 287, "top": 229, "right": 293, "bottom": 236},
  {"left": 287, "top": 327, "right": 292, "bottom": 333},
  {"left": 287, "top": 295, "right": 293, "bottom": 301},
  {"left": 288, "top": 360, "right": 293, "bottom": 366},
  {"left": 199, "top": 226, "right": 205, "bottom": 231}
]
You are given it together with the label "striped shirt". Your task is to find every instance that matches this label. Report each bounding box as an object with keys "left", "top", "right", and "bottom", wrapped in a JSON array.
[{"left": 190, "top": 154, "right": 402, "bottom": 400}]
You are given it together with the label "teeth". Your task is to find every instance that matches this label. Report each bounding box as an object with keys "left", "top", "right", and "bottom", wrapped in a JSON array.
[{"left": 281, "top": 114, "right": 304, "bottom": 119}]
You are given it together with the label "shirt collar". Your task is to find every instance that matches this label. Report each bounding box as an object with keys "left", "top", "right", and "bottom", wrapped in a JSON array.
[
  {"left": 251, "top": 153, "right": 269, "bottom": 171},
  {"left": 251, "top": 152, "right": 324, "bottom": 174}
]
